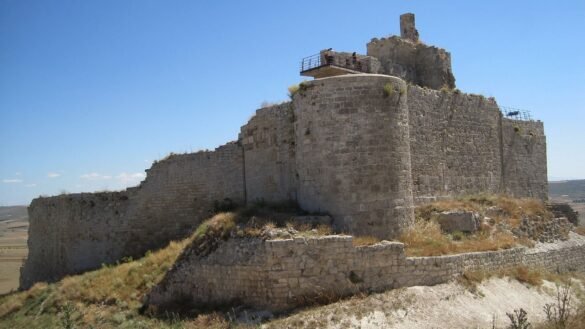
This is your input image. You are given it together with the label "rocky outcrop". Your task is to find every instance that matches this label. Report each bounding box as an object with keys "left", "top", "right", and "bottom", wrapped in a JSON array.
[{"left": 437, "top": 211, "right": 480, "bottom": 233}]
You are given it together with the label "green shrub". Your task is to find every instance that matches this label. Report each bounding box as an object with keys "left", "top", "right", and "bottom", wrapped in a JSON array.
[
  {"left": 383, "top": 83, "right": 395, "bottom": 97},
  {"left": 451, "top": 231, "right": 464, "bottom": 241},
  {"left": 440, "top": 85, "right": 451, "bottom": 93},
  {"left": 288, "top": 84, "right": 300, "bottom": 98},
  {"left": 288, "top": 82, "right": 310, "bottom": 99},
  {"left": 506, "top": 308, "right": 531, "bottom": 329}
]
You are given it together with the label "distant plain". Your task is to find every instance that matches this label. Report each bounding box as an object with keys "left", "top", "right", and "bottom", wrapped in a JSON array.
[
  {"left": 549, "top": 179, "right": 585, "bottom": 225},
  {"left": 0, "top": 206, "right": 28, "bottom": 295}
]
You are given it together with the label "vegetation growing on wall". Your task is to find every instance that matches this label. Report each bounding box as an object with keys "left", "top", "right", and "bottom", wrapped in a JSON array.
[
  {"left": 399, "top": 195, "right": 566, "bottom": 256},
  {"left": 383, "top": 82, "right": 395, "bottom": 97}
]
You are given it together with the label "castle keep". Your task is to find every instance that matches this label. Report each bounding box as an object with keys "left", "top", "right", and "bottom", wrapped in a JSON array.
[{"left": 21, "top": 14, "right": 548, "bottom": 289}]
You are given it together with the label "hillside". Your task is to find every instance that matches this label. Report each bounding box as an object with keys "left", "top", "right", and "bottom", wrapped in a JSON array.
[
  {"left": 549, "top": 180, "right": 585, "bottom": 225},
  {"left": 1, "top": 230, "right": 584, "bottom": 329},
  {"left": 0, "top": 207, "right": 27, "bottom": 222},
  {"left": 549, "top": 180, "right": 585, "bottom": 200},
  {"left": 2, "top": 196, "right": 584, "bottom": 328}
]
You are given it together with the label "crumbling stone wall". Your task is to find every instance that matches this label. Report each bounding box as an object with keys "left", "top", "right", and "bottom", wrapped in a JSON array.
[
  {"left": 400, "top": 13, "right": 419, "bottom": 42},
  {"left": 20, "top": 142, "right": 245, "bottom": 289},
  {"left": 293, "top": 74, "right": 414, "bottom": 239},
  {"left": 502, "top": 119, "right": 548, "bottom": 200},
  {"left": 407, "top": 86, "right": 503, "bottom": 202},
  {"left": 367, "top": 37, "right": 455, "bottom": 89},
  {"left": 147, "top": 233, "right": 585, "bottom": 312},
  {"left": 20, "top": 192, "right": 132, "bottom": 289},
  {"left": 240, "top": 103, "right": 296, "bottom": 202},
  {"left": 121, "top": 142, "right": 245, "bottom": 257},
  {"left": 367, "top": 37, "right": 417, "bottom": 85},
  {"left": 415, "top": 46, "right": 455, "bottom": 91}
]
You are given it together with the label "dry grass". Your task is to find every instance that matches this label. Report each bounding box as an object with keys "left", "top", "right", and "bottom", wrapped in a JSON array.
[
  {"left": 193, "top": 212, "right": 236, "bottom": 239},
  {"left": 0, "top": 238, "right": 196, "bottom": 328},
  {"left": 235, "top": 200, "right": 333, "bottom": 238},
  {"left": 563, "top": 305, "right": 585, "bottom": 329},
  {"left": 0, "top": 282, "right": 50, "bottom": 318},
  {"left": 416, "top": 194, "right": 552, "bottom": 229},
  {"left": 352, "top": 236, "right": 381, "bottom": 247},
  {"left": 0, "top": 208, "right": 333, "bottom": 328},
  {"left": 0, "top": 212, "right": 252, "bottom": 328},
  {"left": 288, "top": 84, "right": 300, "bottom": 98},
  {"left": 402, "top": 194, "right": 555, "bottom": 257},
  {"left": 287, "top": 221, "right": 312, "bottom": 232},
  {"left": 459, "top": 266, "right": 577, "bottom": 293},
  {"left": 399, "top": 219, "right": 518, "bottom": 257},
  {"left": 316, "top": 224, "right": 332, "bottom": 235}
]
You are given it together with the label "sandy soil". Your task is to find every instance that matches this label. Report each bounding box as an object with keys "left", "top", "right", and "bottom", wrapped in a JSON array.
[{"left": 264, "top": 278, "right": 583, "bottom": 329}]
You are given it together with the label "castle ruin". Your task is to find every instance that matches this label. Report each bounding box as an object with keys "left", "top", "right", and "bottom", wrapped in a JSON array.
[{"left": 20, "top": 14, "right": 548, "bottom": 289}]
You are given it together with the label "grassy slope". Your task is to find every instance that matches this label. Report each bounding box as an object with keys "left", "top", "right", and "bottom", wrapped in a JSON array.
[
  {"left": 0, "top": 235, "right": 223, "bottom": 328},
  {"left": 0, "top": 213, "right": 247, "bottom": 329},
  {"left": 1, "top": 196, "right": 582, "bottom": 328}
]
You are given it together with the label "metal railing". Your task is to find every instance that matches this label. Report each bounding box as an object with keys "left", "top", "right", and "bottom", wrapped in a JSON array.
[
  {"left": 499, "top": 106, "right": 533, "bottom": 121},
  {"left": 300, "top": 53, "right": 322, "bottom": 72},
  {"left": 299, "top": 54, "right": 536, "bottom": 122}
]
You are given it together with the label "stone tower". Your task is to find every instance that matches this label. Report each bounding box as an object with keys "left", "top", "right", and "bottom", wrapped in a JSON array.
[
  {"left": 293, "top": 74, "right": 415, "bottom": 239},
  {"left": 400, "top": 13, "right": 419, "bottom": 42}
]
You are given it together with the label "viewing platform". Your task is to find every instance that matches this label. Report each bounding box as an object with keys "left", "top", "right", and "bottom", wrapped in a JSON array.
[{"left": 300, "top": 49, "right": 381, "bottom": 78}]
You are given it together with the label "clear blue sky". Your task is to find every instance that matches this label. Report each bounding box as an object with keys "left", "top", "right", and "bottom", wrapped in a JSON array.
[{"left": 1, "top": 0, "right": 584, "bottom": 206}]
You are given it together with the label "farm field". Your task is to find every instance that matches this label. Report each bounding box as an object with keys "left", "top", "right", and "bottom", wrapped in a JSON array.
[{"left": 0, "top": 206, "right": 28, "bottom": 295}]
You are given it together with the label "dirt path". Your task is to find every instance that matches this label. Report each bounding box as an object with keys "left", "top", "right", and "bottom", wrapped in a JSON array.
[{"left": 265, "top": 278, "right": 582, "bottom": 329}]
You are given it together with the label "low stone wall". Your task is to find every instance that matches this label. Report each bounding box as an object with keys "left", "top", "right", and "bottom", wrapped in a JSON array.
[{"left": 147, "top": 233, "right": 585, "bottom": 312}]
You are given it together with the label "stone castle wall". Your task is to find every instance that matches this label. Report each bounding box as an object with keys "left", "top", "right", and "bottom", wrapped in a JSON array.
[
  {"left": 147, "top": 233, "right": 585, "bottom": 312},
  {"left": 367, "top": 36, "right": 455, "bottom": 89},
  {"left": 407, "top": 86, "right": 503, "bottom": 202},
  {"left": 407, "top": 86, "right": 548, "bottom": 203},
  {"left": 21, "top": 192, "right": 132, "bottom": 288},
  {"left": 293, "top": 75, "right": 414, "bottom": 238},
  {"left": 20, "top": 142, "right": 245, "bottom": 289},
  {"left": 240, "top": 103, "right": 297, "bottom": 203},
  {"left": 502, "top": 119, "right": 548, "bottom": 200},
  {"left": 21, "top": 75, "right": 548, "bottom": 289}
]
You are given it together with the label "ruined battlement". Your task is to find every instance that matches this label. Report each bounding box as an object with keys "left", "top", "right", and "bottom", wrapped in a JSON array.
[
  {"left": 301, "top": 13, "right": 455, "bottom": 89},
  {"left": 400, "top": 13, "right": 419, "bottom": 42},
  {"left": 20, "top": 13, "right": 547, "bottom": 289}
]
